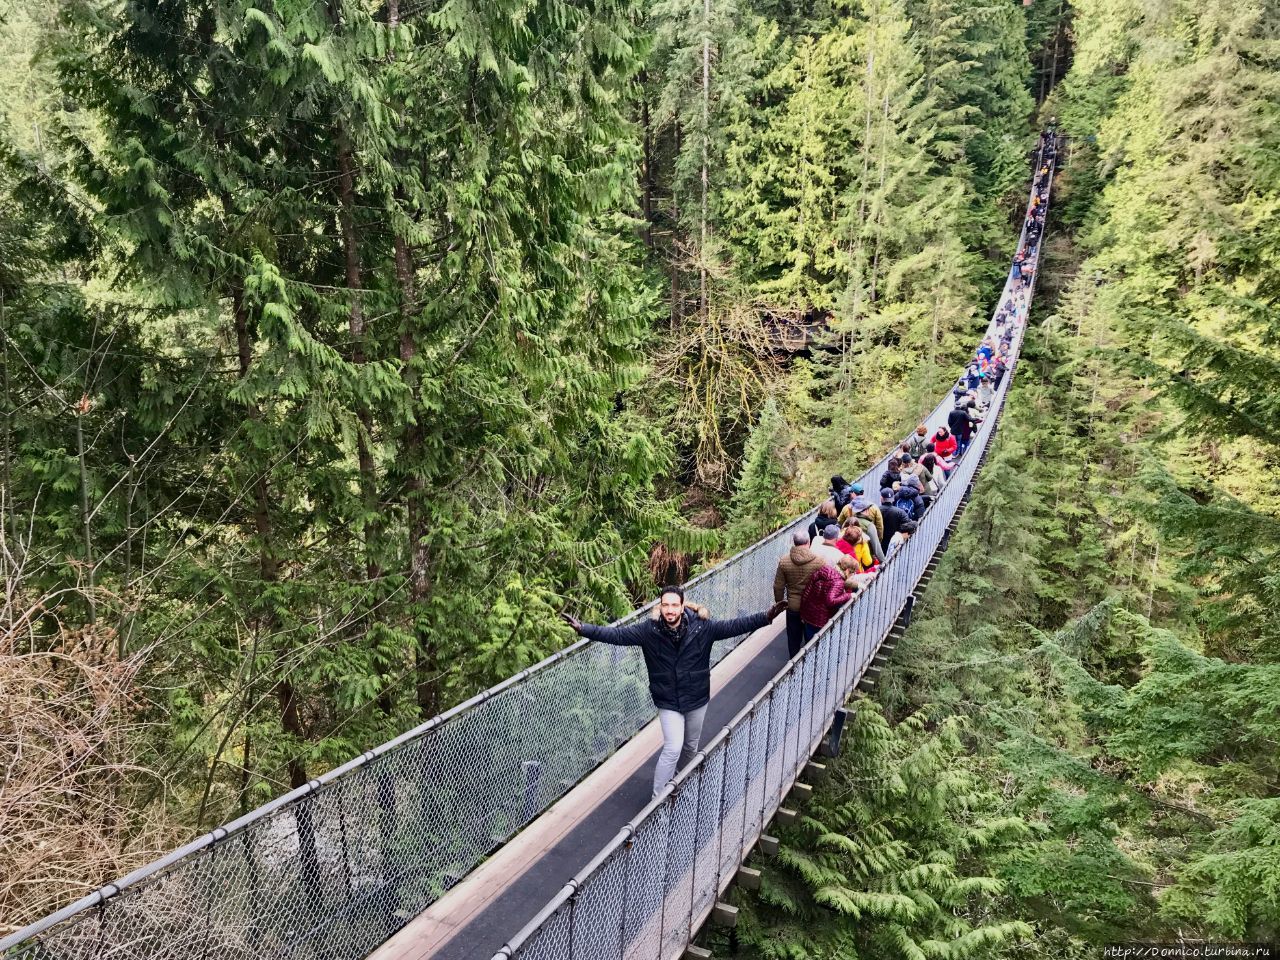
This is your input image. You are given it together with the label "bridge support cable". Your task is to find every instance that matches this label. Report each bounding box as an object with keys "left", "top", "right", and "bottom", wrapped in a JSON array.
[{"left": 0, "top": 135, "right": 1057, "bottom": 960}]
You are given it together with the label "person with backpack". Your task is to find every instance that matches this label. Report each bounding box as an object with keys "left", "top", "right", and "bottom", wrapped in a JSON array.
[
  {"left": 854, "top": 495, "right": 884, "bottom": 545},
  {"left": 895, "top": 476, "right": 926, "bottom": 520},
  {"left": 561, "top": 586, "right": 786, "bottom": 797},
  {"left": 906, "top": 425, "right": 928, "bottom": 460},
  {"left": 806, "top": 500, "right": 840, "bottom": 542},
  {"left": 899, "top": 452, "right": 929, "bottom": 490},
  {"left": 879, "top": 488, "right": 910, "bottom": 547},
  {"left": 843, "top": 495, "right": 885, "bottom": 553},
  {"left": 829, "top": 475, "right": 855, "bottom": 514}
]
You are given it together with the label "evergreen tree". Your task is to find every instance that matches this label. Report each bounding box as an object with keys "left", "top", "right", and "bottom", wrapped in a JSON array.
[
  {"left": 731, "top": 702, "right": 1035, "bottom": 960},
  {"left": 723, "top": 396, "right": 798, "bottom": 549},
  {"left": 19, "top": 0, "right": 683, "bottom": 825}
]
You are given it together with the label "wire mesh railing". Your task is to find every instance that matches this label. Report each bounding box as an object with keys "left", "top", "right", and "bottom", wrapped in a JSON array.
[
  {"left": 492, "top": 139, "right": 1057, "bottom": 960},
  {"left": 0, "top": 135, "right": 1056, "bottom": 960}
]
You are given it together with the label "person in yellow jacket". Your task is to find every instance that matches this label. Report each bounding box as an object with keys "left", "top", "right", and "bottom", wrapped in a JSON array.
[
  {"left": 837, "top": 496, "right": 886, "bottom": 563},
  {"left": 833, "top": 522, "right": 876, "bottom": 572}
]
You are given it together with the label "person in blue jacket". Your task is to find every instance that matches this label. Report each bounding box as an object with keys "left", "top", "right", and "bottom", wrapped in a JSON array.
[{"left": 562, "top": 586, "right": 786, "bottom": 797}]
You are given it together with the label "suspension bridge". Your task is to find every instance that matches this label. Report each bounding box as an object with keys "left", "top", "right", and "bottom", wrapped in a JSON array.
[{"left": 0, "top": 137, "right": 1057, "bottom": 960}]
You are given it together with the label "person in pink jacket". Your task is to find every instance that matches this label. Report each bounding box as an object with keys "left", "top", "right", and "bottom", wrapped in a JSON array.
[{"left": 798, "top": 565, "right": 852, "bottom": 643}]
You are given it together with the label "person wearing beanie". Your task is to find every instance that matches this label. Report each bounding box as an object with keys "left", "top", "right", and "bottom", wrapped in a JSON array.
[{"left": 879, "top": 488, "right": 909, "bottom": 546}]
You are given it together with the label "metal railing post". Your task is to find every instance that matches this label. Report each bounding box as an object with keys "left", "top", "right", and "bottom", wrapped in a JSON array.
[{"left": 616, "top": 838, "right": 632, "bottom": 960}]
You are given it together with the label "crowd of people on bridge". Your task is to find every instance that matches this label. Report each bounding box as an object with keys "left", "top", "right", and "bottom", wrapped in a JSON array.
[
  {"left": 562, "top": 131, "right": 1056, "bottom": 798},
  {"left": 774, "top": 133, "right": 1055, "bottom": 658}
]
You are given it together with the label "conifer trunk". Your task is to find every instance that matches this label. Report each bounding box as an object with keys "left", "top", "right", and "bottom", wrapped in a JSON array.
[
  {"left": 1047, "top": 0, "right": 1064, "bottom": 100},
  {"left": 641, "top": 79, "right": 654, "bottom": 248},
  {"left": 393, "top": 236, "right": 438, "bottom": 719},
  {"left": 75, "top": 403, "right": 95, "bottom": 625},
  {"left": 335, "top": 131, "right": 381, "bottom": 584},
  {"left": 672, "top": 122, "right": 682, "bottom": 326},
  {"left": 870, "top": 90, "right": 890, "bottom": 303},
  {"left": 699, "top": 0, "right": 710, "bottom": 327},
  {"left": 1, "top": 292, "right": 13, "bottom": 575},
  {"left": 386, "top": 0, "right": 437, "bottom": 719},
  {"left": 233, "top": 286, "right": 307, "bottom": 790},
  {"left": 391, "top": 223, "right": 436, "bottom": 717}
]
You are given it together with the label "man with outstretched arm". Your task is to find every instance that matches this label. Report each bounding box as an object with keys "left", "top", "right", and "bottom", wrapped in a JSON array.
[{"left": 561, "top": 585, "right": 786, "bottom": 798}]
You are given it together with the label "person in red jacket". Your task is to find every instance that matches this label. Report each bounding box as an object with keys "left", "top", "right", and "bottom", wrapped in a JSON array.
[
  {"left": 798, "top": 564, "right": 852, "bottom": 642},
  {"left": 931, "top": 426, "right": 958, "bottom": 460}
]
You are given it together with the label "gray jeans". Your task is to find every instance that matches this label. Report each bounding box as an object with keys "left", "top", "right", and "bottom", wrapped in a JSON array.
[{"left": 654, "top": 705, "right": 708, "bottom": 797}]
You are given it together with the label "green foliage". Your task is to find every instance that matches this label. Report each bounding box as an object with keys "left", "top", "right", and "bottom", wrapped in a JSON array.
[
  {"left": 1166, "top": 798, "right": 1280, "bottom": 940},
  {"left": 730, "top": 703, "right": 1034, "bottom": 960},
  {"left": 636, "top": 0, "right": 1036, "bottom": 497},
  {"left": 13, "top": 0, "right": 1280, "bottom": 952},
  {"left": 724, "top": 397, "right": 798, "bottom": 549},
  {"left": 0, "top": 0, "right": 688, "bottom": 842}
]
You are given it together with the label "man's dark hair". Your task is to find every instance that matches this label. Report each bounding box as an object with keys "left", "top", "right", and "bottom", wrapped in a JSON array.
[{"left": 659, "top": 584, "right": 685, "bottom": 603}]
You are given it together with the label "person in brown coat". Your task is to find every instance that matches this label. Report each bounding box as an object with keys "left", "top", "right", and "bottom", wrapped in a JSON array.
[{"left": 774, "top": 530, "right": 827, "bottom": 658}]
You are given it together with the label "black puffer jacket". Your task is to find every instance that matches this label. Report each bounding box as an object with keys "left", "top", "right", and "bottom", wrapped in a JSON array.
[
  {"left": 581, "top": 603, "right": 771, "bottom": 712},
  {"left": 879, "top": 502, "right": 910, "bottom": 545}
]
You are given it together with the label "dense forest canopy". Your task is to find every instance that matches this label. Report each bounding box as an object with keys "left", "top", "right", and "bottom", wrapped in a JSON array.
[{"left": 1, "top": 0, "right": 1277, "bottom": 955}]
